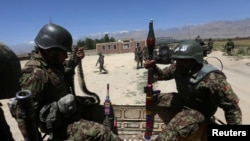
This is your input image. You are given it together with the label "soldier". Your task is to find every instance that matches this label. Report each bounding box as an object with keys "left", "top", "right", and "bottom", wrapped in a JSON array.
[
  {"left": 225, "top": 38, "right": 234, "bottom": 56},
  {"left": 207, "top": 38, "right": 214, "bottom": 54},
  {"left": 144, "top": 41, "right": 242, "bottom": 140},
  {"left": 13, "top": 23, "right": 122, "bottom": 141},
  {"left": 134, "top": 46, "right": 139, "bottom": 61},
  {"left": 96, "top": 53, "right": 108, "bottom": 73},
  {"left": 0, "top": 42, "right": 21, "bottom": 141},
  {"left": 135, "top": 46, "right": 143, "bottom": 69},
  {"left": 195, "top": 35, "right": 207, "bottom": 57}
]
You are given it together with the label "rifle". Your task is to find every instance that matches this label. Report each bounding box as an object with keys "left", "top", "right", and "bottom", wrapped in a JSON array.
[
  {"left": 144, "top": 20, "right": 160, "bottom": 140},
  {"left": 16, "top": 90, "right": 40, "bottom": 141}
]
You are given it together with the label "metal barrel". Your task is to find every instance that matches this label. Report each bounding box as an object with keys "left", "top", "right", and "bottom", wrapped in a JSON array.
[{"left": 16, "top": 90, "right": 40, "bottom": 141}]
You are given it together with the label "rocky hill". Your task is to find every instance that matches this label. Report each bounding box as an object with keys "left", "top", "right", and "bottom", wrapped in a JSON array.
[
  {"left": 11, "top": 18, "right": 250, "bottom": 54},
  {"left": 107, "top": 18, "right": 250, "bottom": 40}
]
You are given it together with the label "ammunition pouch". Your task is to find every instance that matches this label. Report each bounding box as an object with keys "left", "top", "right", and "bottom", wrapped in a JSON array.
[
  {"left": 39, "top": 102, "right": 62, "bottom": 131},
  {"left": 39, "top": 94, "right": 77, "bottom": 131},
  {"left": 57, "top": 94, "right": 77, "bottom": 118}
]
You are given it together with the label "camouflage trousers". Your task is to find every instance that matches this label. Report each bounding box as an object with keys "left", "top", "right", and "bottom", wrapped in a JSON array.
[
  {"left": 153, "top": 93, "right": 205, "bottom": 141},
  {"left": 99, "top": 64, "right": 107, "bottom": 72},
  {"left": 136, "top": 59, "right": 143, "bottom": 69},
  {"left": 66, "top": 119, "right": 122, "bottom": 141}
]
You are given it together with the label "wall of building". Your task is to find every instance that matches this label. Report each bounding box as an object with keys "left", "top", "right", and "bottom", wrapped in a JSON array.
[{"left": 96, "top": 39, "right": 146, "bottom": 54}]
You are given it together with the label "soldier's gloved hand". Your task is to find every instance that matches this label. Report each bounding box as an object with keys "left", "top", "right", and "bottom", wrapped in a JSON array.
[
  {"left": 103, "top": 117, "right": 111, "bottom": 129},
  {"left": 144, "top": 60, "right": 156, "bottom": 69},
  {"left": 57, "top": 94, "right": 77, "bottom": 118},
  {"left": 76, "top": 47, "right": 85, "bottom": 63}
]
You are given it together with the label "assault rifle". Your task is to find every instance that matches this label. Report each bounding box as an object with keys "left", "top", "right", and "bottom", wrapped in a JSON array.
[
  {"left": 16, "top": 90, "right": 40, "bottom": 141},
  {"left": 144, "top": 20, "right": 160, "bottom": 140}
]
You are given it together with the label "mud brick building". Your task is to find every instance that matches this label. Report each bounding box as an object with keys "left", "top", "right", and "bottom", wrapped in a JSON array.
[{"left": 96, "top": 39, "right": 146, "bottom": 54}]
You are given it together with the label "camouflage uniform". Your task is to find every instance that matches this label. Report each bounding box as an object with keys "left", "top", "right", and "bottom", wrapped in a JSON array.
[
  {"left": 14, "top": 23, "right": 121, "bottom": 141},
  {"left": 145, "top": 41, "right": 242, "bottom": 141},
  {"left": 207, "top": 38, "right": 214, "bottom": 53},
  {"left": 195, "top": 35, "right": 207, "bottom": 57},
  {"left": 225, "top": 39, "right": 234, "bottom": 55},
  {"left": 135, "top": 47, "right": 143, "bottom": 69},
  {"left": 153, "top": 63, "right": 242, "bottom": 140},
  {"left": 15, "top": 53, "right": 121, "bottom": 141},
  {"left": 96, "top": 53, "right": 108, "bottom": 73}
]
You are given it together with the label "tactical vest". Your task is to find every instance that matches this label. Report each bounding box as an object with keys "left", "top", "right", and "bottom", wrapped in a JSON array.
[{"left": 174, "top": 64, "right": 220, "bottom": 116}]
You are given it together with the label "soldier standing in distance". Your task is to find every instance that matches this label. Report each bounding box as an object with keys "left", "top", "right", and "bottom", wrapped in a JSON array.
[
  {"left": 96, "top": 53, "right": 108, "bottom": 73},
  {"left": 134, "top": 46, "right": 139, "bottom": 61},
  {"left": 13, "top": 23, "right": 122, "bottom": 141},
  {"left": 195, "top": 35, "right": 207, "bottom": 57},
  {"left": 207, "top": 38, "right": 214, "bottom": 54},
  {"left": 144, "top": 40, "right": 242, "bottom": 141},
  {"left": 0, "top": 42, "right": 20, "bottom": 141},
  {"left": 225, "top": 38, "right": 235, "bottom": 56},
  {"left": 135, "top": 46, "right": 143, "bottom": 69}
]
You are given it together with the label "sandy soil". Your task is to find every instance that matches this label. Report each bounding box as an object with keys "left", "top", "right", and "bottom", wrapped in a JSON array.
[{"left": 1, "top": 51, "right": 250, "bottom": 140}]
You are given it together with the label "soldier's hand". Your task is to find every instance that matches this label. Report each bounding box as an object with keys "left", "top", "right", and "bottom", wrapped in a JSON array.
[
  {"left": 76, "top": 47, "right": 85, "bottom": 63},
  {"left": 144, "top": 59, "right": 156, "bottom": 69}
]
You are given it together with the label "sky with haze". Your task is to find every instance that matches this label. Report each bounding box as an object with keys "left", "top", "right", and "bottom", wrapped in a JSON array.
[{"left": 1, "top": 0, "right": 250, "bottom": 48}]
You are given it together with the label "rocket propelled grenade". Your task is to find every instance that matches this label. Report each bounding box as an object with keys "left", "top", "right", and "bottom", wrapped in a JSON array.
[
  {"left": 144, "top": 19, "right": 156, "bottom": 140},
  {"left": 104, "top": 83, "right": 111, "bottom": 116},
  {"left": 147, "top": 19, "right": 155, "bottom": 61}
]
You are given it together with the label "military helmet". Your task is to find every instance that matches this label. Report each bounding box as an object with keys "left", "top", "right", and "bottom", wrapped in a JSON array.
[
  {"left": 0, "top": 43, "right": 21, "bottom": 99},
  {"left": 35, "top": 23, "right": 73, "bottom": 52},
  {"left": 171, "top": 40, "right": 203, "bottom": 63}
]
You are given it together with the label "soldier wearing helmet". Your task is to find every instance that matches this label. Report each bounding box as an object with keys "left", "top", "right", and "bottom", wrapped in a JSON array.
[
  {"left": 96, "top": 52, "right": 108, "bottom": 73},
  {"left": 207, "top": 38, "right": 214, "bottom": 54},
  {"left": 144, "top": 40, "right": 242, "bottom": 140},
  {"left": 135, "top": 46, "right": 143, "bottom": 69},
  {"left": 13, "top": 23, "right": 121, "bottom": 141},
  {"left": 224, "top": 38, "right": 234, "bottom": 56},
  {"left": 0, "top": 42, "right": 20, "bottom": 141}
]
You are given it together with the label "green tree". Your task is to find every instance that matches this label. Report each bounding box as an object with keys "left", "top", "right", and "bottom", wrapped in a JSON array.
[
  {"left": 103, "top": 34, "right": 110, "bottom": 42},
  {"left": 76, "top": 34, "right": 116, "bottom": 50},
  {"left": 85, "top": 38, "right": 95, "bottom": 49}
]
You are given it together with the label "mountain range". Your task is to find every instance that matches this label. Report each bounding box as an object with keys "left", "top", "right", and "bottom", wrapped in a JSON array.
[{"left": 11, "top": 18, "right": 250, "bottom": 54}]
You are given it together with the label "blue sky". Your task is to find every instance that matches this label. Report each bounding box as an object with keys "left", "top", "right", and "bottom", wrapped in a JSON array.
[{"left": 1, "top": 0, "right": 250, "bottom": 47}]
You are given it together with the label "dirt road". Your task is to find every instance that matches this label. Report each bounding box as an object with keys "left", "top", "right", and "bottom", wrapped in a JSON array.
[{"left": 1, "top": 51, "right": 249, "bottom": 140}]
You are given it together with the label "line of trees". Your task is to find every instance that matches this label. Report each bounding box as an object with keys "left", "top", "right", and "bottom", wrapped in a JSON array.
[{"left": 77, "top": 34, "right": 115, "bottom": 50}]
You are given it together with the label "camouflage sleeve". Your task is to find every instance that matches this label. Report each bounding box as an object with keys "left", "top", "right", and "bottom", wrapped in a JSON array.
[
  {"left": 204, "top": 72, "right": 242, "bottom": 125},
  {"left": 16, "top": 61, "right": 48, "bottom": 137},
  {"left": 153, "top": 63, "right": 175, "bottom": 80}
]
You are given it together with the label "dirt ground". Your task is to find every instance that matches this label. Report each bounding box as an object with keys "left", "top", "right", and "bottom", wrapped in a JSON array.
[{"left": 1, "top": 51, "right": 250, "bottom": 140}]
